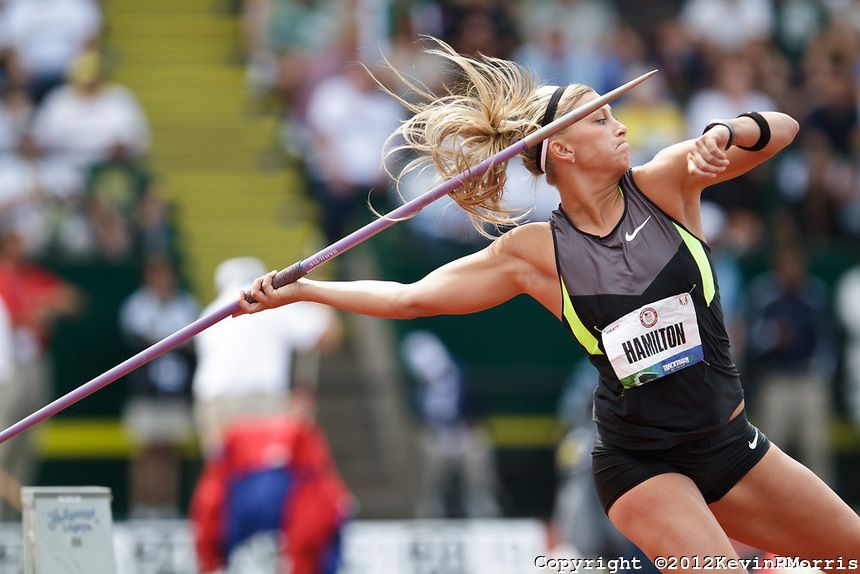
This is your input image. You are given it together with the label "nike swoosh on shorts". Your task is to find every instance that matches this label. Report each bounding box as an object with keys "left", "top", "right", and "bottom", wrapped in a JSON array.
[{"left": 748, "top": 427, "right": 759, "bottom": 449}]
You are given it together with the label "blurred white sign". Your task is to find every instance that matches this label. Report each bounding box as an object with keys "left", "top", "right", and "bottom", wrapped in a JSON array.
[
  {"left": 0, "top": 518, "right": 547, "bottom": 573},
  {"left": 21, "top": 487, "right": 116, "bottom": 574},
  {"left": 340, "top": 519, "right": 547, "bottom": 574}
]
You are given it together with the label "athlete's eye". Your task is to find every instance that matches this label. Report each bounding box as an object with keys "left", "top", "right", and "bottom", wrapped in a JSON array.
[{"left": 596, "top": 117, "right": 607, "bottom": 124}]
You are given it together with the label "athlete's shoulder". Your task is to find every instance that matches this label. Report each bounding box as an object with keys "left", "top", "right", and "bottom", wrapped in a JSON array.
[
  {"left": 493, "top": 222, "right": 556, "bottom": 276},
  {"left": 497, "top": 222, "right": 553, "bottom": 253}
]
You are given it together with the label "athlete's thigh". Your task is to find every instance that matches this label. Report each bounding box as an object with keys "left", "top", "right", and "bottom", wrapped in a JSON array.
[
  {"left": 709, "top": 444, "right": 860, "bottom": 563},
  {"left": 608, "top": 473, "right": 744, "bottom": 572}
]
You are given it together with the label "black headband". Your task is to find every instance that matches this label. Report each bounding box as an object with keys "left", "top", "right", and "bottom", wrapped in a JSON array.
[
  {"left": 538, "top": 86, "right": 567, "bottom": 173},
  {"left": 540, "top": 86, "right": 567, "bottom": 128}
]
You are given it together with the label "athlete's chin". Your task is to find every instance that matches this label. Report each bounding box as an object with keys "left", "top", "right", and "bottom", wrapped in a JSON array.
[{"left": 613, "top": 153, "right": 631, "bottom": 173}]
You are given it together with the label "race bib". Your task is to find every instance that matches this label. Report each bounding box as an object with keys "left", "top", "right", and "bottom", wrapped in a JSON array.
[{"left": 601, "top": 293, "right": 703, "bottom": 389}]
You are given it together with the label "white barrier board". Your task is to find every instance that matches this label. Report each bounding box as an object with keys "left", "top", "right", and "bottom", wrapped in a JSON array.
[
  {"left": 21, "top": 487, "right": 115, "bottom": 574},
  {"left": 0, "top": 517, "right": 547, "bottom": 573}
]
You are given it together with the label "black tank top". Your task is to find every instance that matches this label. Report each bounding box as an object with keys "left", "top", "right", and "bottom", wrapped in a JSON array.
[{"left": 550, "top": 169, "right": 743, "bottom": 450}]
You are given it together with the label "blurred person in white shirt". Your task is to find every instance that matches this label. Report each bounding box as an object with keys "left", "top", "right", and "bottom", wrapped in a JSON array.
[
  {"left": 0, "top": 0, "right": 101, "bottom": 103},
  {"left": 304, "top": 62, "right": 402, "bottom": 245},
  {"left": 0, "top": 83, "right": 32, "bottom": 157},
  {"left": 192, "top": 257, "right": 340, "bottom": 457},
  {"left": 119, "top": 256, "right": 199, "bottom": 518},
  {"left": 30, "top": 49, "right": 149, "bottom": 174},
  {"left": 681, "top": 0, "right": 774, "bottom": 54}
]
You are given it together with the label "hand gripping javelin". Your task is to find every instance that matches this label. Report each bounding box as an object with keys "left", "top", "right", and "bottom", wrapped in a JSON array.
[{"left": 0, "top": 70, "right": 657, "bottom": 444}]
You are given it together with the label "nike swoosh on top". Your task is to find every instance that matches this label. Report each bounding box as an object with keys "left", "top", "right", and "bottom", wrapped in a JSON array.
[
  {"left": 748, "top": 428, "right": 759, "bottom": 449},
  {"left": 625, "top": 215, "right": 651, "bottom": 242}
]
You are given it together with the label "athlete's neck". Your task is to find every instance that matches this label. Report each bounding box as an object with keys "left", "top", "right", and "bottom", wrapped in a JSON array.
[{"left": 558, "top": 178, "right": 624, "bottom": 236}]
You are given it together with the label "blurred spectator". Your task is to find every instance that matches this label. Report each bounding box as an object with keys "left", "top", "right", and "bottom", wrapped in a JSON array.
[
  {"left": 85, "top": 159, "right": 172, "bottom": 260},
  {"left": 0, "top": 83, "right": 32, "bottom": 157},
  {"left": 616, "top": 0, "right": 684, "bottom": 39},
  {"left": 192, "top": 257, "right": 340, "bottom": 458},
  {"left": 796, "top": 64, "right": 859, "bottom": 239},
  {"left": 304, "top": 62, "right": 402, "bottom": 245},
  {"left": 651, "top": 19, "right": 707, "bottom": 103},
  {"left": 0, "top": 134, "right": 86, "bottom": 258},
  {"left": 0, "top": 224, "right": 82, "bottom": 518},
  {"left": 441, "top": 0, "right": 518, "bottom": 59},
  {"left": 823, "top": 0, "right": 860, "bottom": 33},
  {"left": 0, "top": 0, "right": 102, "bottom": 104},
  {"left": 190, "top": 416, "right": 350, "bottom": 574},
  {"left": 250, "top": 0, "right": 351, "bottom": 127},
  {"left": 805, "top": 15, "right": 860, "bottom": 75},
  {"left": 119, "top": 256, "right": 199, "bottom": 518},
  {"left": 520, "top": 0, "right": 619, "bottom": 56},
  {"left": 30, "top": 49, "right": 149, "bottom": 175},
  {"left": 401, "top": 330, "right": 500, "bottom": 519},
  {"left": 773, "top": 0, "right": 827, "bottom": 65},
  {"left": 747, "top": 245, "right": 836, "bottom": 485},
  {"left": 514, "top": 26, "right": 617, "bottom": 91},
  {"left": 386, "top": 13, "right": 449, "bottom": 102},
  {"left": 835, "top": 265, "right": 860, "bottom": 425},
  {"left": 680, "top": 0, "right": 774, "bottom": 55}
]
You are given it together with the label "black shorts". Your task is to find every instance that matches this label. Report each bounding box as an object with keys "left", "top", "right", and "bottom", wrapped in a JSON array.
[{"left": 592, "top": 411, "right": 770, "bottom": 514}]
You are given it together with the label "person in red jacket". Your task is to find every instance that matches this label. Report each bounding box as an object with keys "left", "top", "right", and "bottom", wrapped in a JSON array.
[{"left": 190, "top": 415, "right": 351, "bottom": 574}]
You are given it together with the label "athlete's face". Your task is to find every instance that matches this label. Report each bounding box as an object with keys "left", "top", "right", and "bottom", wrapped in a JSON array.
[{"left": 551, "top": 91, "right": 630, "bottom": 174}]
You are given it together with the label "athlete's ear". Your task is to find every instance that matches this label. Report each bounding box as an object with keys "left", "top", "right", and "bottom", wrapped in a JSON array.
[{"left": 550, "top": 140, "right": 575, "bottom": 164}]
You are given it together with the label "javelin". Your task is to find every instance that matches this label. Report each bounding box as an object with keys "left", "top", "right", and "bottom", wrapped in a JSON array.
[{"left": 0, "top": 69, "right": 657, "bottom": 444}]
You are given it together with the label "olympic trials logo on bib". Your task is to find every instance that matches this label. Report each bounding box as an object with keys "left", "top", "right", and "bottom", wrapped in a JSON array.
[{"left": 639, "top": 307, "right": 658, "bottom": 328}]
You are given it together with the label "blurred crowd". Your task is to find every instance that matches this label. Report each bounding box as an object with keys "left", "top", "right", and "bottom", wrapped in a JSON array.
[
  {"left": 0, "top": 0, "right": 173, "bottom": 264},
  {"left": 0, "top": 0, "right": 859, "bottom": 566},
  {"left": 237, "top": 0, "right": 860, "bottom": 246},
  {"left": 0, "top": 0, "right": 191, "bottom": 515}
]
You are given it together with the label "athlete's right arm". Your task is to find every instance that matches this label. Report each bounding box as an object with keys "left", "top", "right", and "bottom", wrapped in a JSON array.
[{"left": 237, "top": 223, "right": 561, "bottom": 320}]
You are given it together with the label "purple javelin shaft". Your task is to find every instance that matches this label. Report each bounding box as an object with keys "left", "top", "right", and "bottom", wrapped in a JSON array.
[
  {"left": 299, "top": 69, "right": 658, "bottom": 275},
  {"left": 0, "top": 70, "right": 656, "bottom": 444}
]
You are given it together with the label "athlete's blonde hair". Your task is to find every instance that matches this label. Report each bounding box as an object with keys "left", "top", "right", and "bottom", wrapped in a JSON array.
[{"left": 380, "top": 38, "right": 591, "bottom": 237}]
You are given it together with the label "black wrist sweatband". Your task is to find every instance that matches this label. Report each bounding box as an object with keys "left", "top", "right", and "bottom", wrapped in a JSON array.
[
  {"left": 735, "top": 111, "right": 771, "bottom": 151},
  {"left": 703, "top": 121, "right": 735, "bottom": 150}
]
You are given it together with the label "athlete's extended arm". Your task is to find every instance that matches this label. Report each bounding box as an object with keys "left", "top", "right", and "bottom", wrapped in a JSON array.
[{"left": 237, "top": 224, "right": 559, "bottom": 320}]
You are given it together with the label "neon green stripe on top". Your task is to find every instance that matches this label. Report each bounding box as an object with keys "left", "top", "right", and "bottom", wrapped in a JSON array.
[
  {"left": 560, "top": 280, "right": 603, "bottom": 355},
  {"left": 673, "top": 223, "right": 715, "bottom": 306}
]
